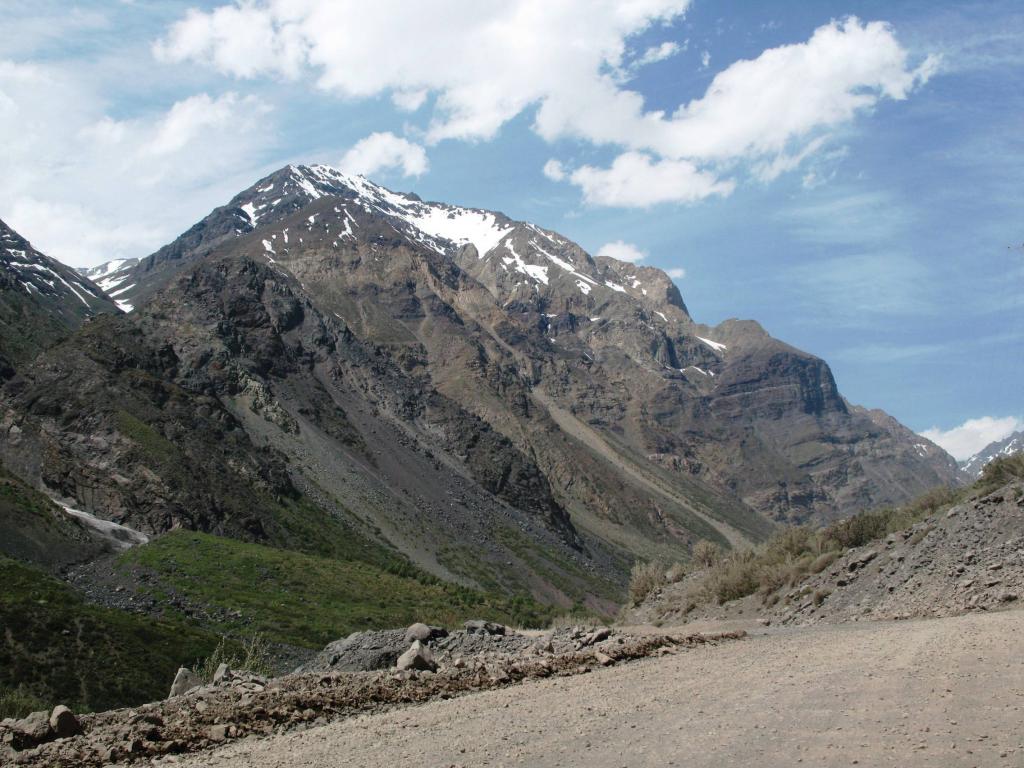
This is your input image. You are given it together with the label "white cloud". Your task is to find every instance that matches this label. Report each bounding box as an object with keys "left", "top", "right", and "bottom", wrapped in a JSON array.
[
  {"left": 340, "top": 132, "right": 428, "bottom": 178},
  {"left": 636, "top": 41, "right": 681, "bottom": 67},
  {"left": 154, "top": 6, "right": 936, "bottom": 208},
  {"left": 542, "top": 159, "right": 566, "bottom": 182},
  {"left": 666, "top": 267, "right": 686, "bottom": 278},
  {"left": 920, "top": 416, "right": 1023, "bottom": 461},
  {"left": 700, "top": 50, "right": 711, "bottom": 69},
  {"left": 597, "top": 240, "right": 646, "bottom": 263},
  {"left": 0, "top": 59, "right": 274, "bottom": 266},
  {"left": 568, "top": 152, "right": 734, "bottom": 207},
  {"left": 145, "top": 93, "right": 269, "bottom": 156}
]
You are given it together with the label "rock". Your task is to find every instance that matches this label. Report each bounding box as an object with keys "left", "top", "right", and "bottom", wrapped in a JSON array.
[
  {"left": 168, "top": 667, "right": 202, "bottom": 698},
  {"left": 464, "top": 620, "right": 506, "bottom": 636},
  {"left": 396, "top": 640, "right": 437, "bottom": 672},
  {"left": 299, "top": 629, "right": 407, "bottom": 673},
  {"left": 999, "top": 592, "right": 1018, "bottom": 603},
  {"left": 9, "top": 711, "right": 51, "bottom": 749},
  {"left": 403, "top": 623, "right": 448, "bottom": 644},
  {"left": 48, "top": 706, "right": 81, "bottom": 738},
  {"left": 208, "top": 724, "right": 229, "bottom": 742},
  {"left": 534, "top": 634, "right": 554, "bottom": 653},
  {"left": 213, "top": 663, "right": 230, "bottom": 684},
  {"left": 594, "top": 650, "right": 614, "bottom": 666},
  {"left": 589, "top": 627, "right": 611, "bottom": 644}
]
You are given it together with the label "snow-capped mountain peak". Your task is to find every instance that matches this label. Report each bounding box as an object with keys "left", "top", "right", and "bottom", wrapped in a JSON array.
[
  {"left": 960, "top": 430, "right": 1024, "bottom": 477},
  {"left": 79, "top": 258, "right": 139, "bottom": 312},
  {"left": 1, "top": 218, "right": 113, "bottom": 314}
]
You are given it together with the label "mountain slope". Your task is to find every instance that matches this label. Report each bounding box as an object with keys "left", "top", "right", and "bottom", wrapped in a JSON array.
[
  {"left": 0, "top": 218, "right": 119, "bottom": 371},
  {"left": 961, "top": 429, "right": 1023, "bottom": 478},
  {"left": 0, "top": 167, "right": 963, "bottom": 609},
  {"left": 111, "top": 165, "right": 957, "bottom": 525}
]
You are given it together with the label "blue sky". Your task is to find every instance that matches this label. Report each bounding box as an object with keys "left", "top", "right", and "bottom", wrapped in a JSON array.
[{"left": 1, "top": 0, "right": 1021, "bottom": 458}]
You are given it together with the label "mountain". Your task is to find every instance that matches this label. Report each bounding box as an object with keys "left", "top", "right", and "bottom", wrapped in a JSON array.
[
  {"left": 0, "top": 166, "right": 961, "bottom": 608},
  {"left": 109, "top": 164, "right": 959, "bottom": 523},
  {"left": 961, "top": 429, "right": 1024, "bottom": 477},
  {"left": 78, "top": 258, "right": 139, "bottom": 312},
  {"left": 0, "top": 218, "right": 119, "bottom": 371}
]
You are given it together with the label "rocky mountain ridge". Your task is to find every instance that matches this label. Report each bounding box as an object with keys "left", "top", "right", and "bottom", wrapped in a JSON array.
[
  {"left": 0, "top": 167, "right": 962, "bottom": 607},
  {"left": 0, "top": 218, "right": 119, "bottom": 371},
  {"left": 961, "top": 429, "right": 1023, "bottom": 478}
]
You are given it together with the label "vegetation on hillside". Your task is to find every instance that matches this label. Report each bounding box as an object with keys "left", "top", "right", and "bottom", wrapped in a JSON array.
[
  {"left": 118, "top": 530, "right": 557, "bottom": 648},
  {"left": 0, "top": 555, "right": 223, "bottom": 717},
  {"left": 630, "top": 454, "right": 1024, "bottom": 611}
]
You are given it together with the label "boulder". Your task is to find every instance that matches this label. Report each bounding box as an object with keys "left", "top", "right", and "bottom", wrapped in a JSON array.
[
  {"left": 48, "top": 706, "right": 81, "bottom": 738},
  {"left": 9, "top": 711, "right": 51, "bottom": 749},
  {"left": 464, "top": 620, "right": 506, "bottom": 636},
  {"left": 396, "top": 640, "right": 437, "bottom": 672},
  {"left": 403, "top": 623, "right": 448, "bottom": 644},
  {"left": 213, "top": 663, "right": 230, "bottom": 684},
  {"left": 168, "top": 667, "right": 202, "bottom": 698},
  {"left": 298, "top": 629, "right": 407, "bottom": 674}
]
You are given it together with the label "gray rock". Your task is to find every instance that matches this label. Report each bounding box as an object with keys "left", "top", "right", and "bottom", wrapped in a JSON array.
[
  {"left": 396, "top": 640, "right": 437, "bottom": 672},
  {"left": 464, "top": 620, "right": 506, "bottom": 636},
  {"left": 299, "top": 629, "right": 407, "bottom": 674},
  {"left": 403, "top": 623, "right": 448, "bottom": 644},
  {"left": 213, "top": 663, "right": 230, "bottom": 684},
  {"left": 48, "top": 706, "right": 80, "bottom": 738},
  {"left": 168, "top": 667, "right": 202, "bottom": 698},
  {"left": 10, "top": 711, "right": 51, "bottom": 749}
]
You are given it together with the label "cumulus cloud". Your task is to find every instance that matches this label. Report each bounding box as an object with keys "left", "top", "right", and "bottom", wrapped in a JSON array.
[
  {"left": 920, "top": 416, "right": 1023, "bottom": 461},
  {"left": 340, "top": 132, "right": 428, "bottom": 178},
  {"left": 154, "top": 5, "right": 936, "bottom": 208},
  {"left": 666, "top": 267, "right": 686, "bottom": 278},
  {"left": 568, "top": 152, "right": 734, "bottom": 207},
  {"left": 597, "top": 240, "right": 646, "bottom": 263},
  {"left": 0, "top": 58, "right": 274, "bottom": 266}
]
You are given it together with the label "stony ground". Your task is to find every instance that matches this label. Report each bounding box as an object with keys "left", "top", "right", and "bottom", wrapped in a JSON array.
[
  {"left": 152, "top": 609, "right": 1023, "bottom": 768},
  {"left": 0, "top": 626, "right": 740, "bottom": 767},
  {"left": 633, "top": 481, "right": 1024, "bottom": 628}
]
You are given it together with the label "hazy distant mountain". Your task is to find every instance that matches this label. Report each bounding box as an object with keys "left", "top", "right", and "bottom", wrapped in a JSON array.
[{"left": 961, "top": 430, "right": 1024, "bottom": 477}]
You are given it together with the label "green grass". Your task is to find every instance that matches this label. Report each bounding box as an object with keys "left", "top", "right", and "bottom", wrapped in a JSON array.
[
  {"left": 0, "top": 555, "right": 222, "bottom": 714},
  {"left": 119, "top": 530, "right": 556, "bottom": 648}
]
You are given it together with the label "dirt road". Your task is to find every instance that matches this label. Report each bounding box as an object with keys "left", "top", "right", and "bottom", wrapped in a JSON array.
[{"left": 158, "top": 610, "right": 1024, "bottom": 768}]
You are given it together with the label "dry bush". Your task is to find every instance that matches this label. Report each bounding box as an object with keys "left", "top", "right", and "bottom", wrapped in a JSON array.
[
  {"left": 703, "top": 550, "right": 760, "bottom": 605},
  {"left": 808, "top": 550, "right": 840, "bottom": 574},
  {"left": 628, "top": 561, "right": 667, "bottom": 606},
  {"left": 692, "top": 539, "right": 723, "bottom": 568},
  {"left": 665, "top": 562, "right": 690, "bottom": 583}
]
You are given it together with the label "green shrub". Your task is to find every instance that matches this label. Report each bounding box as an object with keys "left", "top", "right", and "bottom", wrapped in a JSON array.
[
  {"left": 196, "top": 634, "right": 273, "bottom": 682},
  {"left": 0, "top": 685, "right": 47, "bottom": 719},
  {"left": 976, "top": 454, "right": 1024, "bottom": 496}
]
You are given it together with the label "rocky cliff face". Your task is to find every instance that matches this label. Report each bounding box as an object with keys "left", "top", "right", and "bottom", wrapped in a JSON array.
[{"left": 0, "top": 166, "right": 963, "bottom": 604}]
